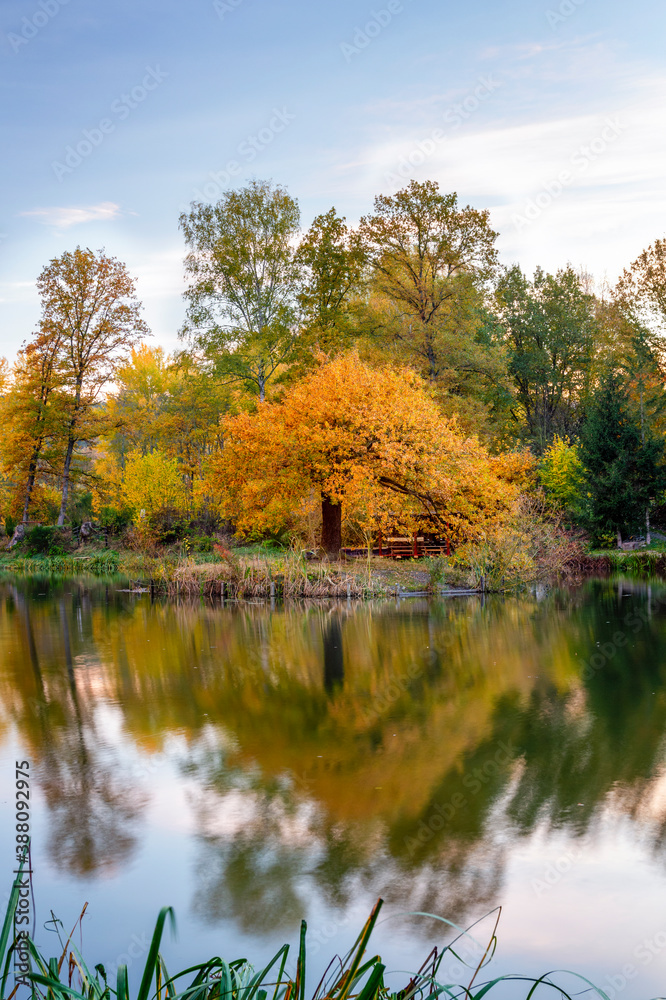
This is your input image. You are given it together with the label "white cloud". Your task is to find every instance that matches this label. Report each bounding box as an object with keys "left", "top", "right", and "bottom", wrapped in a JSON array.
[
  {"left": 18, "top": 202, "right": 123, "bottom": 230},
  {"left": 325, "top": 68, "right": 666, "bottom": 282}
]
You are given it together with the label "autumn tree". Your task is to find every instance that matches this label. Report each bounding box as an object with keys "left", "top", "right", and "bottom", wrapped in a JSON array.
[
  {"left": 205, "top": 353, "right": 519, "bottom": 556},
  {"left": 617, "top": 238, "right": 666, "bottom": 332},
  {"left": 179, "top": 180, "right": 301, "bottom": 401},
  {"left": 595, "top": 292, "right": 666, "bottom": 440},
  {"left": 34, "top": 247, "right": 149, "bottom": 526},
  {"left": 1, "top": 328, "right": 66, "bottom": 523},
  {"left": 538, "top": 436, "right": 586, "bottom": 520},
  {"left": 122, "top": 449, "right": 190, "bottom": 538},
  {"left": 104, "top": 346, "right": 227, "bottom": 484}
]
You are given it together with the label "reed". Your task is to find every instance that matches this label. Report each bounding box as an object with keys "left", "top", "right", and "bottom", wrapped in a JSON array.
[
  {"left": 158, "top": 552, "right": 375, "bottom": 600},
  {"left": 0, "top": 872, "right": 610, "bottom": 1000},
  {"left": 586, "top": 550, "right": 666, "bottom": 579}
]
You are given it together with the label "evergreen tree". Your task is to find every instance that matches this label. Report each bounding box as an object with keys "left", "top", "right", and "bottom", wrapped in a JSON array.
[{"left": 579, "top": 372, "right": 666, "bottom": 545}]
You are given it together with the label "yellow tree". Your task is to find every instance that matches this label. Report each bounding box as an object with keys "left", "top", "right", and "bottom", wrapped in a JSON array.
[
  {"left": 121, "top": 449, "right": 189, "bottom": 536},
  {"left": 205, "top": 353, "right": 519, "bottom": 555},
  {"left": 105, "top": 346, "right": 227, "bottom": 484},
  {"left": 36, "top": 247, "right": 149, "bottom": 525}
]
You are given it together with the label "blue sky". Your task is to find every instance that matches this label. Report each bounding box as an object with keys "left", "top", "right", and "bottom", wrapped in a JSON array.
[{"left": 2, "top": 0, "right": 665, "bottom": 360}]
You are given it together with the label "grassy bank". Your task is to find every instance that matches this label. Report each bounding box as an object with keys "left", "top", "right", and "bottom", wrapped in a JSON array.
[
  {"left": 0, "top": 544, "right": 470, "bottom": 597},
  {"left": 584, "top": 549, "right": 666, "bottom": 579},
  {"left": 1, "top": 534, "right": 651, "bottom": 596}
]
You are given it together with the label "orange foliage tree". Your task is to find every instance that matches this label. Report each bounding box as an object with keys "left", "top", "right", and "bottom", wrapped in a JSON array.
[{"left": 204, "top": 353, "right": 521, "bottom": 555}]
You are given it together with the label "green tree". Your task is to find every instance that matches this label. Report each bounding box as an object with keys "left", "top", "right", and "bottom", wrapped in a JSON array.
[
  {"left": 296, "top": 207, "right": 365, "bottom": 355},
  {"left": 579, "top": 372, "right": 666, "bottom": 545},
  {"left": 179, "top": 180, "right": 301, "bottom": 401},
  {"left": 358, "top": 180, "right": 499, "bottom": 385},
  {"left": 496, "top": 265, "right": 597, "bottom": 449}
]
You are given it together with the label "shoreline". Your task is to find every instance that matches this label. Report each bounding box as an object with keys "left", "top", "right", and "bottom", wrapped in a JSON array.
[{"left": 1, "top": 547, "right": 665, "bottom": 598}]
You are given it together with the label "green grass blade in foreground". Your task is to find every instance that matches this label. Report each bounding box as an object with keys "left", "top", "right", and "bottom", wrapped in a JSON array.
[
  {"left": 158, "top": 956, "right": 177, "bottom": 1000},
  {"left": 294, "top": 921, "right": 306, "bottom": 1000},
  {"left": 234, "top": 945, "right": 290, "bottom": 1000},
  {"left": 118, "top": 963, "right": 130, "bottom": 1000},
  {"left": 136, "top": 906, "right": 176, "bottom": 1000},
  {"left": 470, "top": 970, "right": 612, "bottom": 1000},
  {"left": 350, "top": 962, "right": 385, "bottom": 1000},
  {"left": 329, "top": 899, "right": 383, "bottom": 1000}
]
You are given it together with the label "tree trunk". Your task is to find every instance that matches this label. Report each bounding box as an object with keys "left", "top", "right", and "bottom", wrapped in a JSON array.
[
  {"left": 646, "top": 508, "right": 651, "bottom": 546},
  {"left": 58, "top": 387, "right": 82, "bottom": 526},
  {"left": 321, "top": 495, "right": 342, "bottom": 558},
  {"left": 617, "top": 528, "right": 623, "bottom": 549},
  {"left": 57, "top": 435, "right": 75, "bottom": 526},
  {"left": 22, "top": 447, "right": 41, "bottom": 523}
]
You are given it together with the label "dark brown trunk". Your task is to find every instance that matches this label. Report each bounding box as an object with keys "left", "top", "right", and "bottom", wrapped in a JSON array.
[{"left": 321, "top": 495, "right": 342, "bottom": 557}]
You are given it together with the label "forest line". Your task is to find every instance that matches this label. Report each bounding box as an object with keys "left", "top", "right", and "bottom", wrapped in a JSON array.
[{"left": 2, "top": 178, "right": 666, "bottom": 579}]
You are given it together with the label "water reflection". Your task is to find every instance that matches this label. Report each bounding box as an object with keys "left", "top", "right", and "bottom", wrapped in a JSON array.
[
  {"left": 4, "top": 583, "right": 144, "bottom": 876},
  {"left": 3, "top": 577, "right": 666, "bottom": 928}
]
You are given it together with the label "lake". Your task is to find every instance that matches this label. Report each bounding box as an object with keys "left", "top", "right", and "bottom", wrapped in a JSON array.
[{"left": 2, "top": 576, "right": 666, "bottom": 999}]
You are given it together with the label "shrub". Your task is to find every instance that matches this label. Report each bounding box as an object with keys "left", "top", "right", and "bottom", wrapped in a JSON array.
[
  {"left": 189, "top": 534, "right": 213, "bottom": 553},
  {"left": 69, "top": 490, "right": 94, "bottom": 527},
  {"left": 4, "top": 515, "right": 15, "bottom": 539},
  {"left": 23, "top": 525, "right": 65, "bottom": 556},
  {"left": 97, "top": 503, "right": 134, "bottom": 534}
]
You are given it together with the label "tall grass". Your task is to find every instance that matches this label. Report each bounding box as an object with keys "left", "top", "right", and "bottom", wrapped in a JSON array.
[
  {"left": 163, "top": 552, "right": 372, "bottom": 599},
  {"left": 0, "top": 551, "right": 120, "bottom": 577},
  {"left": 589, "top": 550, "right": 666, "bottom": 579},
  {"left": 0, "top": 885, "right": 613, "bottom": 1000}
]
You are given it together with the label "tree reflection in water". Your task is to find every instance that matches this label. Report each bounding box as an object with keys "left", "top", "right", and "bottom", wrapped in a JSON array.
[
  {"left": 3, "top": 578, "right": 666, "bottom": 929},
  {"left": 6, "top": 583, "right": 144, "bottom": 876}
]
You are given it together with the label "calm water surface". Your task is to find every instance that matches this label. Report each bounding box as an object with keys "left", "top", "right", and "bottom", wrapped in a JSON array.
[{"left": 2, "top": 578, "right": 666, "bottom": 997}]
